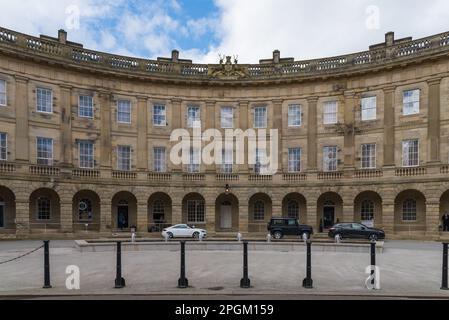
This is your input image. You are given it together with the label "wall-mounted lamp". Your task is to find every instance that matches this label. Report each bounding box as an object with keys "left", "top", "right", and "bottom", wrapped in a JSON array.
[{"left": 225, "top": 184, "right": 230, "bottom": 194}]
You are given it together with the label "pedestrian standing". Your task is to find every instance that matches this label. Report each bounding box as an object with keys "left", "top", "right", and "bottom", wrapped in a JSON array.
[{"left": 443, "top": 212, "right": 449, "bottom": 232}]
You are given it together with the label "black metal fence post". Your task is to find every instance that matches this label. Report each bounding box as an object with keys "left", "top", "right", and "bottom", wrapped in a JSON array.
[
  {"left": 178, "top": 241, "right": 189, "bottom": 288},
  {"left": 370, "top": 240, "right": 376, "bottom": 286},
  {"left": 442, "top": 243, "right": 449, "bottom": 290},
  {"left": 114, "top": 241, "right": 126, "bottom": 289},
  {"left": 240, "top": 241, "right": 251, "bottom": 288},
  {"left": 43, "top": 240, "right": 52, "bottom": 289},
  {"left": 302, "top": 239, "right": 313, "bottom": 289}
]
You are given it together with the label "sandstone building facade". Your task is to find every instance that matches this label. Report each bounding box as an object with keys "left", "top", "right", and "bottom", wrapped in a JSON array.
[{"left": 1, "top": 27, "right": 449, "bottom": 239}]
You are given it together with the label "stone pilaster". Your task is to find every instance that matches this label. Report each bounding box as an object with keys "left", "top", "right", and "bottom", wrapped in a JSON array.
[
  {"left": 99, "top": 91, "right": 112, "bottom": 169},
  {"left": 343, "top": 203, "right": 354, "bottom": 223},
  {"left": 172, "top": 201, "right": 182, "bottom": 224},
  {"left": 15, "top": 196, "right": 30, "bottom": 236},
  {"left": 239, "top": 101, "right": 249, "bottom": 174},
  {"left": 272, "top": 99, "right": 283, "bottom": 173},
  {"left": 343, "top": 92, "right": 356, "bottom": 169},
  {"left": 206, "top": 203, "right": 215, "bottom": 235},
  {"left": 306, "top": 203, "right": 318, "bottom": 231},
  {"left": 60, "top": 86, "right": 73, "bottom": 167},
  {"left": 100, "top": 200, "right": 112, "bottom": 232},
  {"left": 205, "top": 100, "right": 217, "bottom": 173},
  {"left": 60, "top": 201, "right": 73, "bottom": 233},
  {"left": 171, "top": 98, "right": 183, "bottom": 173},
  {"left": 427, "top": 78, "right": 442, "bottom": 164},
  {"left": 137, "top": 96, "right": 149, "bottom": 171},
  {"left": 382, "top": 201, "right": 395, "bottom": 236},
  {"left": 137, "top": 201, "right": 148, "bottom": 233},
  {"left": 14, "top": 76, "right": 29, "bottom": 163},
  {"left": 238, "top": 203, "right": 249, "bottom": 234},
  {"left": 426, "top": 201, "right": 440, "bottom": 238},
  {"left": 307, "top": 97, "right": 318, "bottom": 171},
  {"left": 383, "top": 87, "right": 396, "bottom": 167}
]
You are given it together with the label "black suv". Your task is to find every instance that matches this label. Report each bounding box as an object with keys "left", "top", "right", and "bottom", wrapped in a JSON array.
[
  {"left": 328, "top": 223, "right": 385, "bottom": 241},
  {"left": 267, "top": 218, "right": 314, "bottom": 240}
]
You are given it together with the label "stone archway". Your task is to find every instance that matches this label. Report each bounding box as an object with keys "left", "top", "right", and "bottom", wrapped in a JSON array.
[
  {"left": 317, "top": 192, "right": 343, "bottom": 231},
  {"left": 215, "top": 193, "right": 239, "bottom": 232},
  {"left": 282, "top": 193, "right": 307, "bottom": 224},
  {"left": 354, "top": 191, "right": 383, "bottom": 228},
  {"left": 29, "top": 188, "right": 61, "bottom": 231},
  {"left": 394, "top": 190, "right": 426, "bottom": 233},
  {"left": 248, "top": 193, "right": 272, "bottom": 233},
  {"left": 0, "top": 186, "right": 15, "bottom": 232},
  {"left": 72, "top": 190, "right": 101, "bottom": 232},
  {"left": 112, "top": 191, "right": 137, "bottom": 231}
]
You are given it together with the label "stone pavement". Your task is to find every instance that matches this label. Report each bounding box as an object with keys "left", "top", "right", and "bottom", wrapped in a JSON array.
[{"left": 0, "top": 240, "right": 447, "bottom": 298}]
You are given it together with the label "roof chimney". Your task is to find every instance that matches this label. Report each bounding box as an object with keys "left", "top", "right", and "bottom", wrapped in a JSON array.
[
  {"left": 171, "top": 50, "right": 179, "bottom": 62},
  {"left": 273, "top": 50, "right": 280, "bottom": 64},
  {"left": 58, "top": 29, "right": 67, "bottom": 44},
  {"left": 385, "top": 32, "right": 395, "bottom": 46}
]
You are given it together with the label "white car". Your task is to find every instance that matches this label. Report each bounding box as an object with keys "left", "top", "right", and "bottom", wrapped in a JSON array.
[{"left": 161, "top": 224, "right": 207, "bottom": 239}]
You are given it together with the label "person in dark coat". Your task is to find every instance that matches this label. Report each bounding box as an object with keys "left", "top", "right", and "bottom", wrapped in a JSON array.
[{"left": 443, "top": 213, "right": 449, "bottom": 232}]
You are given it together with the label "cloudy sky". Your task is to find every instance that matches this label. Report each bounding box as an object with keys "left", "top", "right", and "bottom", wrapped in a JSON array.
[{"left": 1, "top": 0, "right": 449, "bottom": 63}]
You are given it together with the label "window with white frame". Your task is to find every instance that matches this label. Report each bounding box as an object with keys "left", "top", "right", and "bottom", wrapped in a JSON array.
[
  {"left": 187, "top": 106, "right": 201, "bottom": 128},
  {"left": 288, "top": 148, "right": 301, "bottom": 172},
  {"left": 288, "top": 105, "right": 302, "bottom": 127},
  {"left": 361, "top": 96, "right": 377, "bottom": 121},
  {"left": 117, "top": 145, "right": 132, "bottom": 171},
  {"left": 78, "top": 140, "right": 94, "bottom": 169},
  {"left": 402, "top": 199, "right": 417, "bottom": 221},
  {"left": 153, "top": 105, "right": 166, "bottom": 127},
  {"left": 187, "top": 148, "right": 200, "bottom": 173},
  {"left": 254, "top": 106, "right": 267, "bottom": 128},
  {"left": 361, "top": 200, "right": 375, "bottom": 221},
  {"left": 323, "top": 146, "right": 338, "bottom": 172},
  {"left": 403, "top": 89, "right": 420, "bottom": 116},
  {"left": 187, "top": 200, "right": 205, "bottom": 223},
  {"left": 153, "top": 147, "right": 166, "bottom": 172},
  {"left": 253, "top": 201, "right": 265, "bottom": 221},
  {"left": 117, "top": 100, "right": 131, "bottom": 123},
  {"left": 79, "top": 95, "right": 94, "bottom": 118},
  {"left": 361, "top": 144, "right": 376, "bottom": 169},
  {"left": 0, "top": 133, "right": 7, "bottom": 161},
  {"left": 0, "top": 79, "right": 6, "bottom": 106},
  {"left": 221, "top": 106, "right": 234, "bottom": 129},
  {"left": 37, "top": 197, "right": 51, "bottom": 220},
  {"left": 36, "top": 88, "right": 53, "bottom": 113},
  {"left": 287, "top": 201, "right": 299, "bottom": 219},
  {"left": 36, "top": 137, "right": 53, "bottom": 166},
  {"left": 221, "top": 148, "right": 233, "bottom": 174},
  {"left": 402, "top": 139, "right": 419, "bottom": 167},
  {"left": 323, "top": 101, "right": 338, "bottom": 125}
]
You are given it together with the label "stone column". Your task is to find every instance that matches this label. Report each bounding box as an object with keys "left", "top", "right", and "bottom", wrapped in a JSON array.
[
  {"left": 382, "top": 200, "right": 395, "bottom": 236},
  {"left": 307, "top": 97, "right": 318, "bottom": 171},
  {"left": 137, "top": 96, "right": 149, "bottom": 171},
  {"left": 14, "top": 76, "right": 29, "bottom": 163},
  {"left": 60, "top": 86, "right": 73, "bottom": 167},
  {"left": 100, "top": 200, "right": 112, "bottom": 233},
  {"left": 99, "top": 91, "right": 112, "bottom": 169},
  {"left": 343, "top": 92, "right": 356, "bottom": 169},
  {"left": 239, "top": 101, "right": 250, "bottom": 173},
  {"left": 427, "top": 78, "right": 442, "bottom": 164},
  {"left": 426, "top": 201, "right": 440, "bottom": 238},
  {"left": 60, "top": 200, "right": 73, "bottom": 233},
  {"left": 383, "top": 87, "right": 396, "bottom": 167},
  {"left": 15, "top": 196, "right": 30, "bottom": 236},
  {"left": 272, "top": 99, "right": 283, "bottom": 173}
]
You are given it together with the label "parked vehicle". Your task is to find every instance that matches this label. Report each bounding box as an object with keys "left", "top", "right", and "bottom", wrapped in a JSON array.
[
  {"left": 267, "top": 218, "right": 314, "bottom": 240},
  {"left": 161, "top": 224, "right": 207, "bottom": 239},
  {"left": 328, "top": 223, "right": 385, "bottom": 241}
]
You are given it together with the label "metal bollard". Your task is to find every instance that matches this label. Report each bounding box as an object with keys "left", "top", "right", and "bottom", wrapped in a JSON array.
[
  {"left": 240, "top": 241, "right": 251, "bottom": 288},
  {"left": 442, "top": 243, "right": 449, "bottom": 290},
  {"left": 302, "top": 239, "right": 313, "bottom": 289},
  {"left": 178, "top": 241, "right": 189, "bottom": 288},
  {"left": 114, "top": 242, "right": 126, "bottom": 289},
  {"left": 370, "top": 240, "right": 376, "bottom": 286},
  {"left": 43, "top": 240, "right": 52, "bottom": 289}
]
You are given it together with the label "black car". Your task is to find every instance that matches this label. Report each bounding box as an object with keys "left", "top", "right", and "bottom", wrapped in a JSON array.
[
  {"left": 267, "top": 218, "right": 314, "bottom": 240},
  {"left": 328, "top": 223, "right": 385, "bottom": 241}
]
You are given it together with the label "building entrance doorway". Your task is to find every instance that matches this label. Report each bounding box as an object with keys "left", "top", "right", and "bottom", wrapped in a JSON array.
[
  {"left": 0, "top": 200, "right": 4, "bottom": 228},
  {"left": 220, "top": 203, "right": 232, "bottom": 229},
  {"left": 117, "top": 201, "right": 129, "bottom": 229},
  {"left": 323, "top": 205, "right": 335, "bottom": 229}
]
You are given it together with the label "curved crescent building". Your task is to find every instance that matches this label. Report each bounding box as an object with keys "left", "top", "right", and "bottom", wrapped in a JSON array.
[{"left": 1, "top": 27, "right": 449, "bottom": 240}]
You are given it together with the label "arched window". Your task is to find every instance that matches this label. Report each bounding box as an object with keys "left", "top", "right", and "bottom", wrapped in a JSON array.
[
  {"left": 287, "top": 200, "right": 299, "bottom": 219},
  {"left": 403, "top": 199, "right": 417, "bottom": 221},
  {"left": 78, "top": 199, "right": 93, "bottom": 221},
  {"left": 153, "top": 200, "right": 165, "bottom": 222},
  {"left": 254, "top": 201, "right": 265, "bottom": 221},
  {"left": 37, "top": 197, "right": 51, "bottom": 220},
  {"left": 361, "top": 200, "right": 374, "bottom": 221}
]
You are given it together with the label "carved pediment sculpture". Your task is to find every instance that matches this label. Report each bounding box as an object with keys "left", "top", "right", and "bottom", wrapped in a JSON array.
[{"left": 209, "top": 55, "right": 248, "bottom": 80}]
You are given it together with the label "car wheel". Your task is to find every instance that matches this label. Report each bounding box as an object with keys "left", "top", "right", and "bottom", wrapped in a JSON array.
[
  {"left": 369, "top": 234, "right": 378, "bottom": 241},
  {"left": 193, "top": 232, "right": 200, "bottom": 239},
  {"left": 167, "top": 232, "right": 174, "bottom": 239},
  {"left": 273, "top": 231, "right": 283, "bottom": 240}
]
